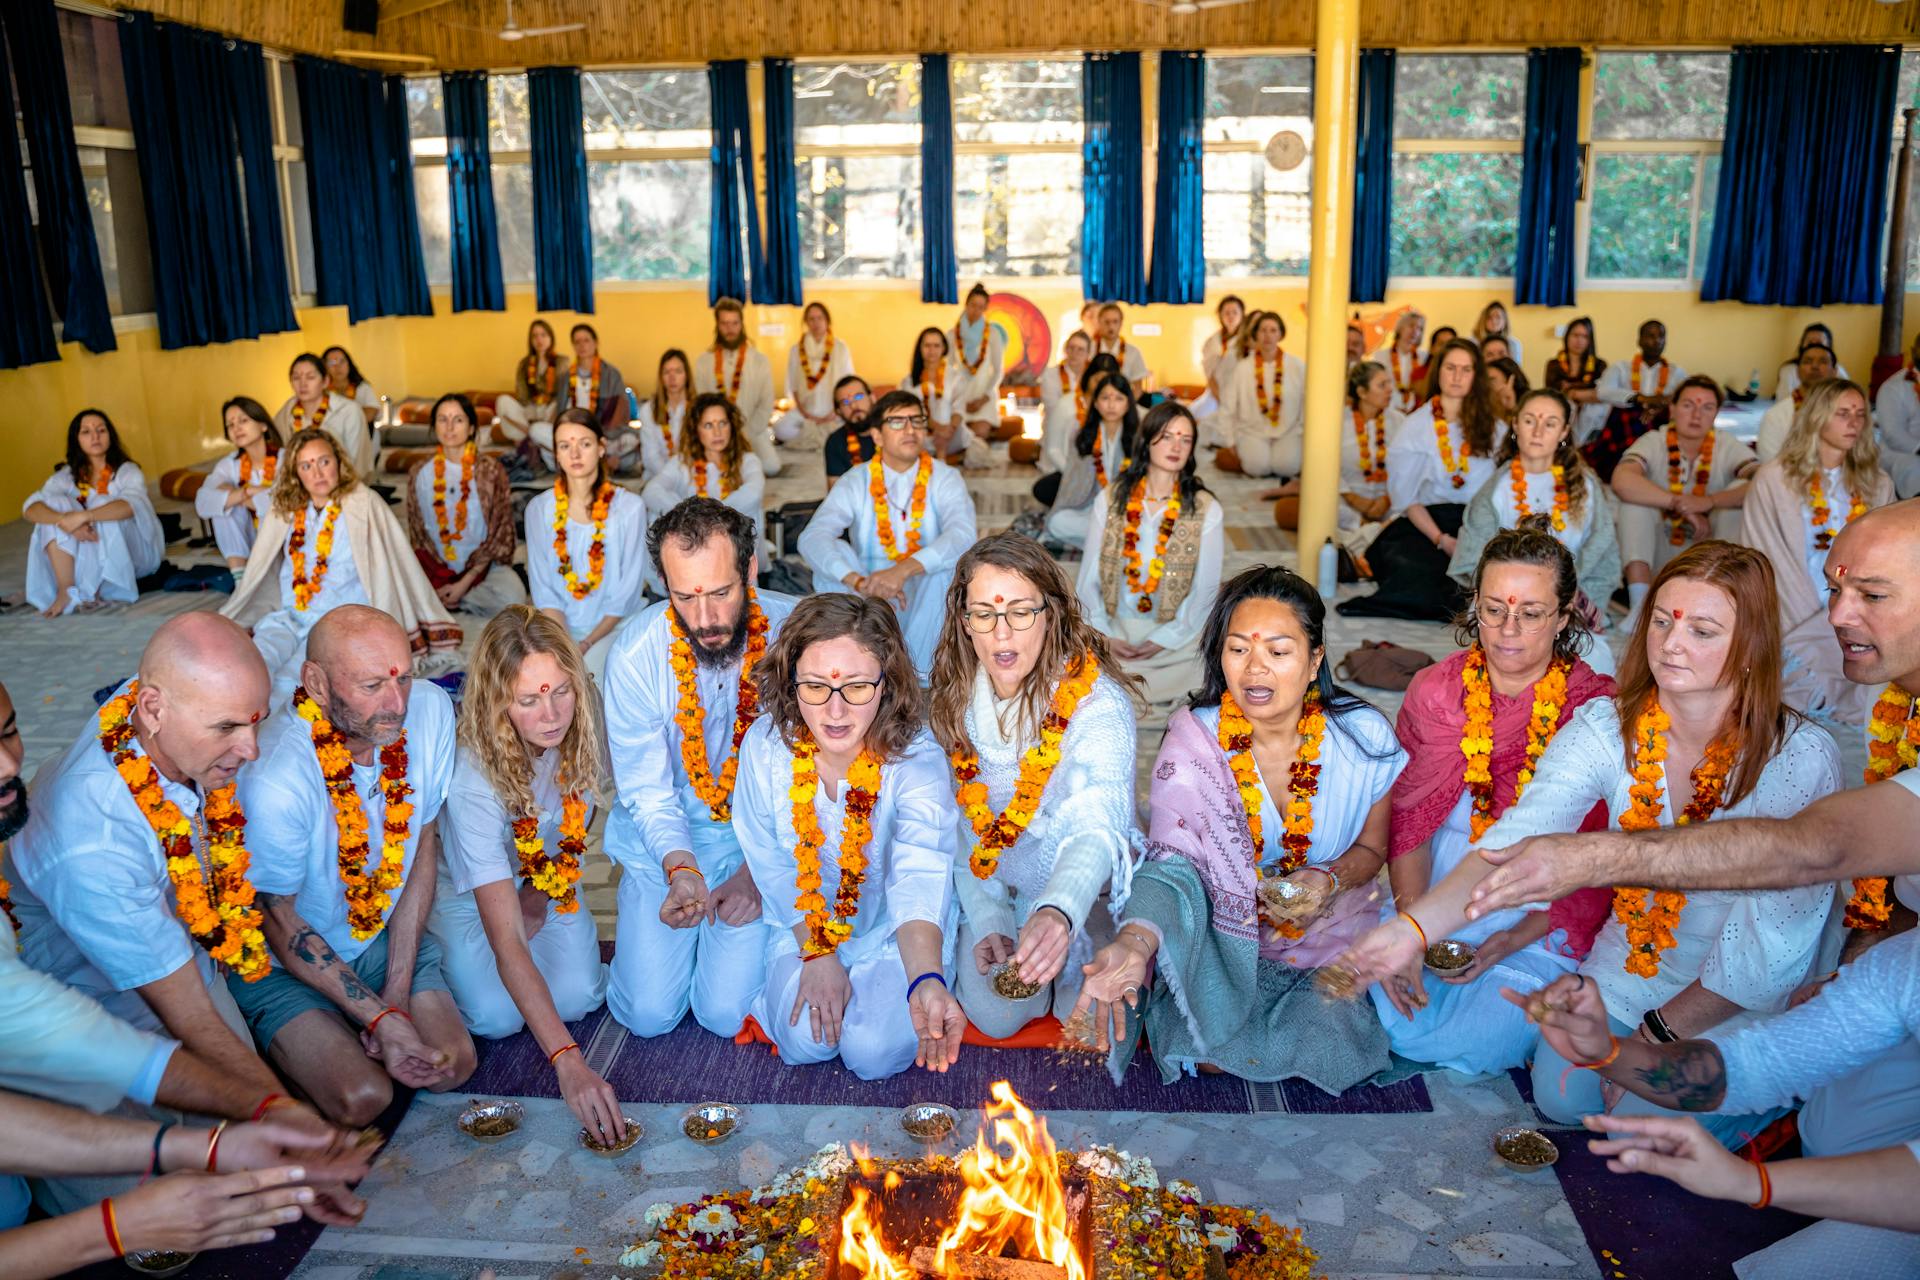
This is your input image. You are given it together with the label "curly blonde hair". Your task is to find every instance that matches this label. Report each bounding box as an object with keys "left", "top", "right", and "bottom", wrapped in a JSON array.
[
  {"left": 457, "top": 606, "right": 605, "bottom": 820},
  {"left": 1777, "top": 378, "right": 1884, "bottom": 507},
  {"left": 271, "top": 427, "right": 360, "bottom": 519}
]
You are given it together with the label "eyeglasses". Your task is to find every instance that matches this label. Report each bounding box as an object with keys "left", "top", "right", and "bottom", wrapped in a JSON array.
[
  {"left": 836, "top": 391, "right": 870, "bottom": 410},
  {"left": 881, "top": 414, "right": 928, "bottom": 432},
  {"left": 1475, "top": 601, "right": 1561, "bottom": 633},
  {"left": 796, "top": 678, "right": 883, "bottom": 706},
  {"left": 963, "top": 602, "right": 1048, "bottom": 634}
]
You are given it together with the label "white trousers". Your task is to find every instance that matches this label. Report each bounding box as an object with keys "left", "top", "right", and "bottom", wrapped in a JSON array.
[
  {"left": 430, "top": 890, "right": 608, "bottom": 1040},
  {"left": 605, "top": 859, "right": 767, "bottom": 1039},
  {"left": 449, "top": 562, "right": 530, "bottom": 618},
  {"left": 1615, "top": 500, "right": 1745, "bottom": 577},
  {"left": 1735, "top": 1219, "right": 1920, "bottom": 1280},
  {"left": 1231, "top": 425, "right": 1304, "bottom": 479},
  {"left": 251, "top": 605, "right": 328, "bottom": 707},
  {"left": 25, "top": 509, "right": 147, "bottom": 612},
  {"left": 750, "top": 943, "right": 922, "bottom": 1080},
  {"left": 209, "top": 506, "right": 259, "bottom": 564},
  {"left": 1799, "top": 1035, "right": 1920, "bottom": 1158},
  {"left": 493, "top": 394, "right": 556, "bottom": 445}
]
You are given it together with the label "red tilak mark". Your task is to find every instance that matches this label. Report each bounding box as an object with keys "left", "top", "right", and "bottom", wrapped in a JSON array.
[
  {"left": 1249, "top": 632, "right": 1264, "bottom": 642},
  {"left": 1507, "top": 595, "right": 1518, "bottom": 604},
  {"left": 1671, "top": 609, "right": 1684, "bottom": 620},
  {"left": 829, "top": 669, "right": 841, "bottom": 679},
  {"left": 539, "top": 683, "right": 551, "bottom": 693},
  {"left": 249, "top": 711, "right": 262, "bottom": 724},
  {"left": 993, "top": 594, "right": 1004, "bottom": 603},
  {"left": 1835, "top": 564, "right": 1850, "bottom": 578},
  {"left": 389, "top": 666, "right": 401, "bottom": 677},
  {"left": 693, "top": 585, "right": 703, "bottom": 594}
]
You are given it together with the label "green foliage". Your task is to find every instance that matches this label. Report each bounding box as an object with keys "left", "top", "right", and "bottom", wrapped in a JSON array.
[{"left": 1389, "top": 153, "right": 1520, "bottom": 277}]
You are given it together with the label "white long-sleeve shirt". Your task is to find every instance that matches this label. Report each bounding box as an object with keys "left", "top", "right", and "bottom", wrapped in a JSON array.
[
  {"left": 1386, "top": 401, "right": 1503, "bottom": 510},
  {"left": 784, "top": 335, "right": 857, "bottom": 420},
  {"left": 636, "top": 398, "right": 689, "bottom": 479},
  {"left": 524, "top": 484, "right": 648, "bottom": 643},
  {"left": 641, "top": 456, "right": 766, "bottom": 544},
  {"left": 950, "top": 323, "right": 1005, "bottom": 418},
  {"left": 1874, "top": 370, "right": 1920, "bottom": 463},
  {"left": 1038, "top": 363, "right": 1087, "bottom": 477},
  {"left": 695, "top": 346, "right": 775, "bottom": 439},
  {"left": 1596, "top": 356, "right": 1687, "bottom": 406},
  {"left": 1073, "top": 487, "right": 1225, "bottom": 655},
  {"left": 1221, "top": 350, "right": 1306, "bottom": 443},
  {"left": 1092, "top": 335, "right": 1150, "bottom": 386},
  {"left": 797, "top": 456, "right": 978, "bottom": 678}
]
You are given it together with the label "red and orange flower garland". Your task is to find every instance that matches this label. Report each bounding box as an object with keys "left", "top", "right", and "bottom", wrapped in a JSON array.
[
  {"left": 0, "top": 871, "right": 15, "bottom": 933},
  {"left": 1613, "top": 697, "right": 1736, "bottom": 978},
  {"left": 1460, "top": 646, "right": 1571, "bottom": 842},
  {"left": 290, "top": 399, "right": 328, "bottom": 433},
  {"left": 294, "top": 688, "right": 414, "bottom": 942},
  {"left": 791, "top": 733, "right": 882, "bottom": 957},
  {"left": 1664, "top": 426, "right": 1715, "bottom": 547},
  {"left": 1509, "top": 460, "right": 1570, "bottom": 533},
  {"left": 1431, "top": 397, "right": 1470, "bottom": 489},
  {"left": 1060, "top": 364, "right": 1087, "bottom": 422},
  {"left": 1807, "top": 471, "right": 1869, "bottom": 552},
  {"left": 668, "top": 593, "right": 770, "bottom": 823},
  {"left": 511, "top": 792, "right": 588, "bottom": 913},
  {"left": 237, "top": 450, "right": 276, "bottom": 492},
  {"left": 713, "top": 348, "right": 745, "bottom": 402},
  {"left": 1353, "top": 410, "right": 1387, "bottom": 486},
  {"left": 918, "top": 361, "right": 946, "bottom": 413},
  {"left": 798, "top": 335, "right": 835, "bottom": 391},
  {"left": 870, "top": 454, "right": 931, "bottom": 562},
  {"left": 288, "top": 501, "right": 340, "bottom": 612},
  {"left": 1557, "top": 351, "right": 1596, "bottom": 383},
  {"left": 952, "top": 654, "right": 1100, "bottom": 880},
  {"left": 97, "top": 683, "right": 271, "bottom": 981},
  {"left": 1121, "top": 479, "right": 1180, "bottom": 612},
  {"left": 1252, "top": 350, "right": 1284, "bottom": 427},
  {"left": 1218, "top": 687, "right": 1324, "bottom": 941},
  {"left": 576, "top": 356, "right": 603, "bottom": 411},
  {"left": 1630, "top": 354, "right": 1671, "bottom": 403},
  {"left": 76, "top": 464, "right": 115, "bottom": 501},
  {"left": 693, "top": 460, "right": 737, "bottom": 500},
  {"left": 524, "top": 355, "right": 557, "bottom": 406},
  {"left": 955, "top": 324, "right": 989, "bottom": 376},
  {"left": 1852, "top": 684, "right": 1920, "bottom": 929},
  {"left": 1091, "top": 425, "right": 1110, "bottom": 490},
  {"left": 432, "top": 442, "right": 476, "bottom": 564},
  {"left": 553, "top": 478, "right": 613, "bottom": 601}
]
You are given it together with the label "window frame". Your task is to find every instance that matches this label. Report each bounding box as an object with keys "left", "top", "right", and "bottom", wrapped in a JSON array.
[
  {"left": 947, "top": 54, "right": 1086, "bottom": 284},
  {"left": 1199, "top": 49, "right": 1316, "bottom": 285},
  {"left": 788, "top": 57, "right": 924, "bottom": 285}
]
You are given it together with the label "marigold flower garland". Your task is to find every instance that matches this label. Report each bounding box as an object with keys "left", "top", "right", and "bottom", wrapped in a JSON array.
[
  {"left": 512, "top": 792, "right": 588, "bottom": 914},
  {"left": 952, "top": 654, "right": 1100, "bottom": 880},
  {"left": 790, "top": 734, "right": 882, "bottom": 957},
  {"left": 524, "top": 355, "right": 556, "bottom": 406},
  {"left": 432, "top": 442, "right": 476, "bottom": 564},
  {"left": 0, "top": 872, "right": 15, "bottom": 933},
  {"left": 294, "top": 689, "right": 414, "bottom": 941},
  {"left": 1460, "top": 646, "right": 1571, "bottom": 842},
  {"left": 1806, "top": 471, "right": 1869, "bottom": 552},
  {"left": 668, "top": 594, "right": 770, "bottom": 822},
  {"left": 553, "top": 478, "right": 613, "bottom": 601},
  {"left": 1391, "top": 349, "right": 1418, "bottom": 408},
  {"left": 290, "top": 399, "right": 328, "bottom": 433},
  {"left": 1122, "top": 480, "right": 1180, "bottom": 612},
  {"left": 97, "top": 683, "right": 271, "bottom": 981},
  {"left": 1612, "top": 697, "right": 1735, "bottom": 978},
  {"left": 1557, "top": 351, "right": 1596, "bottom": 382},
  {"left": 918, "top": 360, "right": 946, "bottom": 411},
  {"left": 237, "top": 451, "right": 276, "bottom": 493},
  {"left": 1090, "top": 425, "right": 1110, "bottom": 490},
  {"left": 1630, "top": 354, "right": 1671, "bottom": 403},
  {"left": 577, "top": 355, "right": 604, "bottom": 411},
  {"left": 288, "top": 501, "right": 340, "bottom": 612},
  {"left": 1430, "top": 397, "right": 1470, "bottom": 488},
  {"left": 1353, "top": 410, "right": 1387, "bottom": 486},
  {"left": 1252, "top": 351, "right": 1284, "bottom": 427},
  {"left": 869, "top": 454, "right": 931, "bottom": 563},
  {"left": 797, "top": 335, "right": 834, "bottom": 391},
  {"left": 1664, "top": 426, "right": 1715, "bottom": 547},
  {"left": 1060, "top": 364, "right": 1087, "bottom": 422},
  {"left": 712, "top": 348, "right": 744, "bottom": 402},
  {"left": 1218, "top": 687, "right": 1323, "bottom": 941},
  {"left": 76, "top": 464, "right": 115, "bottom": 501},
  {"left": 955, "top": 324, "right": 989, "bottom": 376},
  {"left": 1509, "top": 460, "right": 1570, "bottom": 533},
  {"left": 693, "top": 460, "right": 736, "bottom": 500},
  {"left": 1852, "top": 684, "right": 1920, "bottom": 929}
]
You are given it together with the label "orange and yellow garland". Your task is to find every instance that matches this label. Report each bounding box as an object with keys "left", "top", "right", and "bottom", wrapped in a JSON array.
[
  {"left": 575, "top": 356, "right": 604, "bottom": 411},
  {"left": 1460, "top": 646, "right": 1571, "bottom": 842},
  {"left": 0, "top": 871, "right": 15, "bottom": 933},
  {"left": 294, "top": 688, "right": 414, "bottom": 942},
  {"left": 870, "top": 454, "right": 931, "bottom": 563},
  {"left": 432, "top": 442, "right": 476, "bottom": 564},
  {"left": 1665, "top": 426, "right": 1715, "bottom": 547},
  {"left": 288, "top": 501, "right": 340, "bottom": 612},
  {"left": 512, "top": 792, "right": 588, "bottom": 913},
  {"left": 553, "top": 478, "right": 613, "bottom": 600},
  {"left": 713, "top": 348, "right": 745, "bottom": 402},
  {"left": 1509, "top": 461, "right": 1570, "bottom": 533},
  {"left": 918, "top": 360, "right": 946, "bottom": 412},
  {"left": 1121, "top": 480, "right": 1180, "bottom": 612},
  {"left": 668, "top": 593, "right": 770, "bottom": 822},
  {"left": 1251, "top": 351, "right": 1284, "bottom": 427},
  {"left": 790, "top": 733, "right": 882, "bottom": 957},
  {"left": 955, "top": 324, "right": 989, "bottom": 376},
  {"left": 952, "top": 654, "right": 1100, "bottom": 880},
  {"left": 1612, "top": 697, "right": 1736, "bottom": 978},
  {"left": 96, "top": 683, "right": 271, "bottom": 982},
  {"left": 693, "top": 460, "right": 737, "bottom": 500},
  {"left": 1807, "top": 471, "right": 1869, "bottom": 552},
  {"left": 798, "top": 335, "right": 835, "bottom": 391},
  {"left": 1852, "top": 684, "right": 1920, "bottom": 929},
  {"left": 1353, "top": 410, "right": 1387, "bottom": 486},
  {"left": 1218, "top": 687, "right": 1324, "bottom": 941},
  {"left": 524, "top": 355, "right": 557, "bottom": 406},
  {"left": 1060, "top": 364, "right": 1087, "bottom": 422},
  {"left": 1430, "top": 397, "right": 1471, "bottom": 489},
  {"left": 290, "top": 399, "right": 328, "bottom": 433},
  {"left": 237, "top": 450, "right": 276, "bottom": 493},
  {"left": 76, "top": 464, "right": 115, "bottom": 501},
  {"left": 1630, "top": 354, "right": 1671, "bottom": 403}
]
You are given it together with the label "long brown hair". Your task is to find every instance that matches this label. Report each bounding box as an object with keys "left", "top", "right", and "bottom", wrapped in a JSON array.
[
  {"left": 681, "top": 391, "right": 745, "bottom": 490},
  {"left": 927, "top": 532, "right": 1140, "bottom": 755},
  {"left": 1613, "top": 541, "right": 1791, "bottom": 810},
  {"left": 458, "top": 606, "right": 604, "bottom": 819},
  {"left": 524, "top": 318, "right": 557, "bottom": 365},
  {"left": 1426, "top": 337, "right": 1499, "bottom": 459},
  {"left": 652, "top": 348, "right": 692, "bottom": 426},
  {"left": 271, "top": 427, "right": 359, "bottom": 518},
  {"left": 1494, "top": 387, "right": 1594, "bottom": 525},
  {"left": 1777, "top": 377, "right": 1885, "bottom": 507},
  {"left": 755, "top": 593, "right": 924, "bottom": 763}
]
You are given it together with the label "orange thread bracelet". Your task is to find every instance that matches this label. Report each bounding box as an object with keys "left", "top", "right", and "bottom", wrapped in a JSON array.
[
  {"left": 668, "top": 864, "right": 705, "bottom": 884},
  {"left": 1398, "top": 911, "right": 1428, "bottom": 949},
  {"left": 250, "top": 1092, "right": 287, "bottom": 1123},
  {"left": 366, "top": 1006, "right": 408, "bottom": 1036},
  {"left": 205, "top": 1119, "right": 229, "bottom": 1172},
  {"left": 100, "top": 1198, "right": 125, "bottom": 1257},
  {"left": 548, "top": 1042, "right": 581, "bottom": 1066},
  {"left": 1573, "top": 1035, "right": 1623, "bottom": 1071},
  {"left": 1750, "top": 1159, "right": 1772, "bottom": 1210}
]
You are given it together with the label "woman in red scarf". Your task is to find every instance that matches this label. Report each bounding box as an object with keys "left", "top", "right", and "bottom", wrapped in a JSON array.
[{"left": 1371, "top": 520, "right": 1615, "bottom": 1074}]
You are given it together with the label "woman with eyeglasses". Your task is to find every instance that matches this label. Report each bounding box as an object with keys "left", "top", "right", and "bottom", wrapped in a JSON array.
[
  {"left": 1067, "top": 565, "right": 1404, "bottom": 1087},
  {"left": 797, "top": 389, "right": 979, "bottom": 679},
  {"left": 734, "top": 592, "right": 967, "bottom": 1079},
  {"left": 1448, "top": 388, "right": 1621, "bottom": 675},
  {"left": 928, "top": 532, "right": 1143, "bottom": 1041},
  {"left": 1334, "top": 541, "right": 1844, "bottom": 1146}
]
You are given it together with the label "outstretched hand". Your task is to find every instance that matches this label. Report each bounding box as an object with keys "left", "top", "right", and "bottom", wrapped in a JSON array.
[{"left": 1467, "top": 833, "right": 1603, "bottom": 922}]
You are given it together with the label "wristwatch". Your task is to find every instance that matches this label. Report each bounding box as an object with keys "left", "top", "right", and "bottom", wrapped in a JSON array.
[{"left": 1642, "top": 1008, "right": 1678, "bottom": 1043}]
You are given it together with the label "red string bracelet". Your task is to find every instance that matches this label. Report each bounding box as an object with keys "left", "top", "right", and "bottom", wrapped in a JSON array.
[
  {"left": 548, "top": 1042, "right": 580, "bottom": 1066},
  {"left": 1398, "top": 911, "right": 1428, "bottom": 949},
  {"left": 366, "top": 1006, "right": 408, "bottom": 1036},
  {"left": 250, "top": 1092, "right": 287, "bottom": 1123},
  {"left": 1750, "top": 1158, "right": 1772, "bottom": 1210},
  {"left": 100, "top": 1199, "right": 125, "bottom": 1258}
]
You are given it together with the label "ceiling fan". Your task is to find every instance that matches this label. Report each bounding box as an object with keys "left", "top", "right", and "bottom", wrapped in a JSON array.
[
  {"left": 1131, "top": 0, "right": 1252, "bottom": 12},
  {"left": 452, "top": 0, "right": 586, "bottom": 41}
]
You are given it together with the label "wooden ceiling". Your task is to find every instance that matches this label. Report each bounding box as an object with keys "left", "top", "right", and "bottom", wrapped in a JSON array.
[{"left": 124, "top": 0, "right": 1920, "bottom": 69}]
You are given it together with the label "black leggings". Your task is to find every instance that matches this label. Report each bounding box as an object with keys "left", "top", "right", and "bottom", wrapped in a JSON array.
[{"left": 1336, "top": 503, "right": 1467, "bottom": 622}]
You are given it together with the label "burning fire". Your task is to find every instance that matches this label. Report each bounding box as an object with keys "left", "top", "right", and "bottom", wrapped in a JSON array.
[{"left": 837, "top": 1081, "right": 1087, "bottom": 1280}]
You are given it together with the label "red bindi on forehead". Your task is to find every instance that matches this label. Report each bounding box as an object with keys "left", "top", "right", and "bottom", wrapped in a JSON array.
[
  {"left": 539, "top": 683, "right": 550, "bottom": 693},
  {"left": 1835, "top": 564, "right": 1850, "bottom": 578},
  {"left": 1671, "top": 609, "right": 1684, "bottom": 619},
  {"left": 693, "top": 585, "right": 703, "bottom": 594},
  {"left": 1507, "top": 595, "right": 1518, "bottom": 604},
  {"left": 389, "top": 666, "right": 401, "bottom": 677},
  {"left": 993, "top": 594, "right": 1004, "bottom": 603},
  {"left": 829, "top": 669, "right": 841, "bottom": 679},
  {"left": 249, "top": 711, "right": 262, "bottom": 724}
]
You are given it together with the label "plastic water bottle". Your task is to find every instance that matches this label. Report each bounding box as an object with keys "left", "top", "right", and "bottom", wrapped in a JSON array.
[
  {"left": 1317, "top": 538, "right": 1339, "bottom": 601},
  {"left": 1747, "top": 369, "right": 1760, "bottom": 398}
]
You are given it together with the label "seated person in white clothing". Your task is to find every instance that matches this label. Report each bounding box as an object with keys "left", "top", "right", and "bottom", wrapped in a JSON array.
[
  {"left": 196, "top": 397, "right": 281, "bottom": 571},
  {"left": 642, "top": 392, "right": 767, "bottom": 558},
  {"left": 1472, "top": 299, "right": 1524, "bottom": 365},
  {"left": 1870, "top": 329, "right": 1920, "bottom": 499},
  {"left": 696, "top": 298, "right": 781, "bottom": 477},
  {"left": 430, "top": 606, "right": 619, "bottom": 1142},
  {"left": 775, "top": 301, "right": 855, "bottom": 445},
  {"left": 1480, "top": 335, "right": 1513, "bottom": 369},
  {"left": 736, "top": 593, "right": 968, "bottom": 1080},
  {"left": 1346, "top": 324, "right": 1366, "bottom": 365},
  {"left": 21, "top": 409, "right": 165, "bottom": 617},
  {"left": 399, "top": 393, "right": 528, "bottom": 617},
  {"left": 798, "top": 390, "right": 979, "bottom": 679},
  {"left": 950, "top": 283, "right": 1006, "bottom": 447},
  {"left": 1030, "top": 330, "right": 1092, "bottom": 478},
  {"left": 1044, "top": 368, "right": 1138, "bottom": 549},
  {"left": 1756, "top": 343, "right": 1838, "bottom": 461},
  {"left": 529, "top": 325, "right": 628, "bottom": 474},
  {"left": 1191, "top": 293, "right": 1246, "bottom": 423},
  {"left": 493, "top": 318, "right": 568, "bottom": 446},
  {"left": 1091, "top": 302, "right": 1151, "bottom": 387},
  {"left": 321, "top": 345, "right": 380, "bottom": 428},
  {"left": 1374, "top": 309, "right": 1427, "bottom": 414},
  {"left": 1775, "top": 321, "right": 1848, "bottom": 401},
  {"left": 823, "top": 375, "right": 877, "bottom": 480},
  {"left": 524, "top": 410, "right": 649, "bottom": 679},
  {"left": 1586, "top": 319, "right": 1685, "bottom": 482},
  {"left": 905, "top": 326, "right": 959, "bottom": 457},
  {"left": 1216, "top": 310, "right": 1305, "bottom": 479},
  {"left": 234, "top": 605, "right": 476, "bottom": 1127},
  {"left": 275, "top": 352, "right": 371, "bottom": 478},
  {"left": 929, "top": 532, "right": 1144, "bottom": 1040},
  {"left": 637, "top": 348, "right": 694, "bottom": 479}
]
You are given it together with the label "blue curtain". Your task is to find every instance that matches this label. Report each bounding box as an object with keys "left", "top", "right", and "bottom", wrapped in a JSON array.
[
  {"left": 707, "top": 60, "right": 768, "bottom": 305},
  {"left": 120, "top": 15, "right": 297, "bottom": 349},
  {"left": 1146, "top": 50, "right": 1205, "bottom": 305},
  {"left": 1351, "top": 49, "right": 1395, "bottom": 303},
  {"left": 528, "top": 67, "right": 594, "bottom": 313},
  {"left": 296, "top": 57, "right": 433, "bottom": 322},
  {"left": 1514, "top": 48, "right": 1582, "bottom": 307},
  {"left": 1082, "top": 52, "right": 1145, "bottom": 305},
  {"left": 4, "top": 1, "right": 114, "bottom": 354},
  {"left": 0, "top": 16, "right": 56, "bottom": 369},
  {"left": 443, "top": 71, "right": 505, "bottom": 312},
  {"left": 759, "top": 58, "right": 804, "bottom": 306},
  {"left": 920, "top": 52, "right": 957, "bottom": 305},
  {"left": 1704, "top": 45, "right": 1899, "bottom": 306}
]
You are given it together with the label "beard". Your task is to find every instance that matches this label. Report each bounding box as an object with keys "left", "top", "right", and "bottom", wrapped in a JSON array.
[
  {"left": 0, "top": 779, "right": 26, "bottom": 843},
  {"left": 842, "top": 402, "right": 870, "bottom": 426},
  {"left": 716, "top": 330, "right": 746, "bottom": 352},
  {"left": 326, "top": 697, "right": 407, "bottom": 748},
  {"left": 677, "top": 604, "right": 751, "bottom": 671}
]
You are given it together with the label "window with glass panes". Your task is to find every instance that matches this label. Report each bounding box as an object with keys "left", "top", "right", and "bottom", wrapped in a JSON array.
[
  {"left": 951, "top": 58, "right": 1082, "bottom": 278},
  {"left": 790, "top": 61, "right": 921, "bottom": 281},
  {"left": 1389, "top": 54, "right": 1525, "bottom": 279},
  {"left": 581, "top": 69, "right": 709, "bottom": 281},
  {"left": 1585, "top": 52, "right": 1728, "bottom": 283},
  {"left": 1203, "top": 55, "right": 1313, "bottom": 278}
]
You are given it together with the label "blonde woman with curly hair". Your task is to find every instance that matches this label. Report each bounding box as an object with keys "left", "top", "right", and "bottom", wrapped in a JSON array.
[
  {"left": 223, "top": 428, "right": 458, "bottom": 703},
  {"left": 1742, "top": 377, "right": 1894, "bottom": 723},
  {"left": 431, "top": 606, "right": 619, "bottom": 1140}
]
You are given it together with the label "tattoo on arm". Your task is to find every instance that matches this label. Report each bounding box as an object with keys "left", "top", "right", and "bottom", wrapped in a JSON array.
[
  {"left": 1629, "top": 1042, "right": 1728, "bottom": 1113},
  {"left": 283, "top": 921, "right": 378, "bottom": 1006}
]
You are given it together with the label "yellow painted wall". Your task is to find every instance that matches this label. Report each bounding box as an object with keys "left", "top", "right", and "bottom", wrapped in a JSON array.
[{"left": 0, "top": 281, "right": 1899, "bottom": 516}]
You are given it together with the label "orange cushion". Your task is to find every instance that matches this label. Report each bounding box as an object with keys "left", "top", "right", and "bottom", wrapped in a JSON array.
[
  {"left": 735, "top": 1013, "right": 1066, "bottom": 1054},
  {"left": 1007, "top": 438, "right": 1041, "bottom": 465},
  {"left": 466, "top": 390, "right": 503, "bottom": 413},
  {"left": 383, "top": 447, "right": 434, "bottom": 475},
  {"left": 1165, "top": 382, "right": 1206, "bottom": 400},
  {"left": 159, "top": 468, "right": 207, "bottom": 501},
  {"left": 396, "top": 399, "right": 495, "bottom": 426}
]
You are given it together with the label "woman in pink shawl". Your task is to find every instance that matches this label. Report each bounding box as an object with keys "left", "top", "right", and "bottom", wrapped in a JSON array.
[
  {"left": 1069, "top": 565, "right": 1405, "bottom": 1090},
  {"left": 1370, "top": 520, "right": 1615, "bottom": 1075}
]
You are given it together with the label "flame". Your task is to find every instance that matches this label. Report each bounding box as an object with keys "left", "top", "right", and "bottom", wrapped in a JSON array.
[
  {"left": 933, "top": 1081, "right": 1086, "bottom": 1280},
  {"left": 838, "top": 1181, "right": 916, "bottom": 1280}
]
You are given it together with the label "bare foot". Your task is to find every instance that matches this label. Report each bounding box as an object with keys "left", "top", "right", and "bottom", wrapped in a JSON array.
[{"left": 41, "top": 588, "right": 71, "bottom": 618}]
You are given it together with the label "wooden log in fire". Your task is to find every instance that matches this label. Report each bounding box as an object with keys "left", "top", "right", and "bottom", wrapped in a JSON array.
[{"left": 906, "top": 1245, "right": 1068, "bottom": 1279}]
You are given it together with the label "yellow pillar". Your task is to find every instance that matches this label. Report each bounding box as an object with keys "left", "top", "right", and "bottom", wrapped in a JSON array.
[{"left": 1296, "top": 0, "right": 1361, "bottom": 580}]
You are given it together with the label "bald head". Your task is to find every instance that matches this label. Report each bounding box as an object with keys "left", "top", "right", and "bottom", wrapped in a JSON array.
[
  {"left": 134, "top": 611, "right": 270, "bottom": 789},
  {"left": 306, "top": 604, "right": 408, "bottom": 673},
  {"left": 143, "top": 612, "right": 268, "bottom": 697},
  {"left": 302, "top": 605, "right": 413, "bottom": 749},
  {"left": 1826, "top": 498, "right": 1920, "bottom": 690}
]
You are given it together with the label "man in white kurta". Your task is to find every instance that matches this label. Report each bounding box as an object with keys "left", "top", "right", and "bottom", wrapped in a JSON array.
[
  {"left": 1091, "top": 303, "right": 1151, "bottom": 386},
  {"left": 694, "top": 299, "right": 781, "bottom": 476},
  {"left": 602, "top": 498, "right": 796, "bottom": 1038},
  {"left": 1755, "top": 344, "right": 1838, "bottom": 462},
  {"left": 1038, "top": 333, "right": 1093, "bottom": 478},
  {"left": 1595, "top": 322, "right": 1687, "bottom": 420},
  {"left": 798, "top": 390, "right": 979, "bottom": 679},
  {"left": 1871, "top": 335, "right": 1920, "bottom": 499},
  {"left": 774, "top": 313, "right": 856, "bottom": 446},
  {"left": 235, "top": 605, "right": 473, "bottom": 1126}
]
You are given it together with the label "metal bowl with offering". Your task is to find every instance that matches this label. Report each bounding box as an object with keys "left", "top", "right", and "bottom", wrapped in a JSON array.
[
  {"left": 1424, "top": 939, "right": 1477, "bottom": 976},
  {"left": 991, "top": 961, "right": 1044, "bottom": 1001},
  {"left": 1257, "top": 875, "right": 1322, "bottom": 926},
  {"left": 682, "top": 1102, "right": 741, "bottom": 1145},
  {"left": 122, "top": 1252, "right": 195, "bottom": 1277},
  {"left": 899, "top": 1101, "right": 958, "bottom": 1143},
  {"left": 1491, "top": 1125, "right": 1560, "bottom": 1172},
  {"left": 457, "top": 1099, "right": 524, "bottom": 1143},
  {"left": 580, "top": 1117, "right": 643, "bottom": 1156}
]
